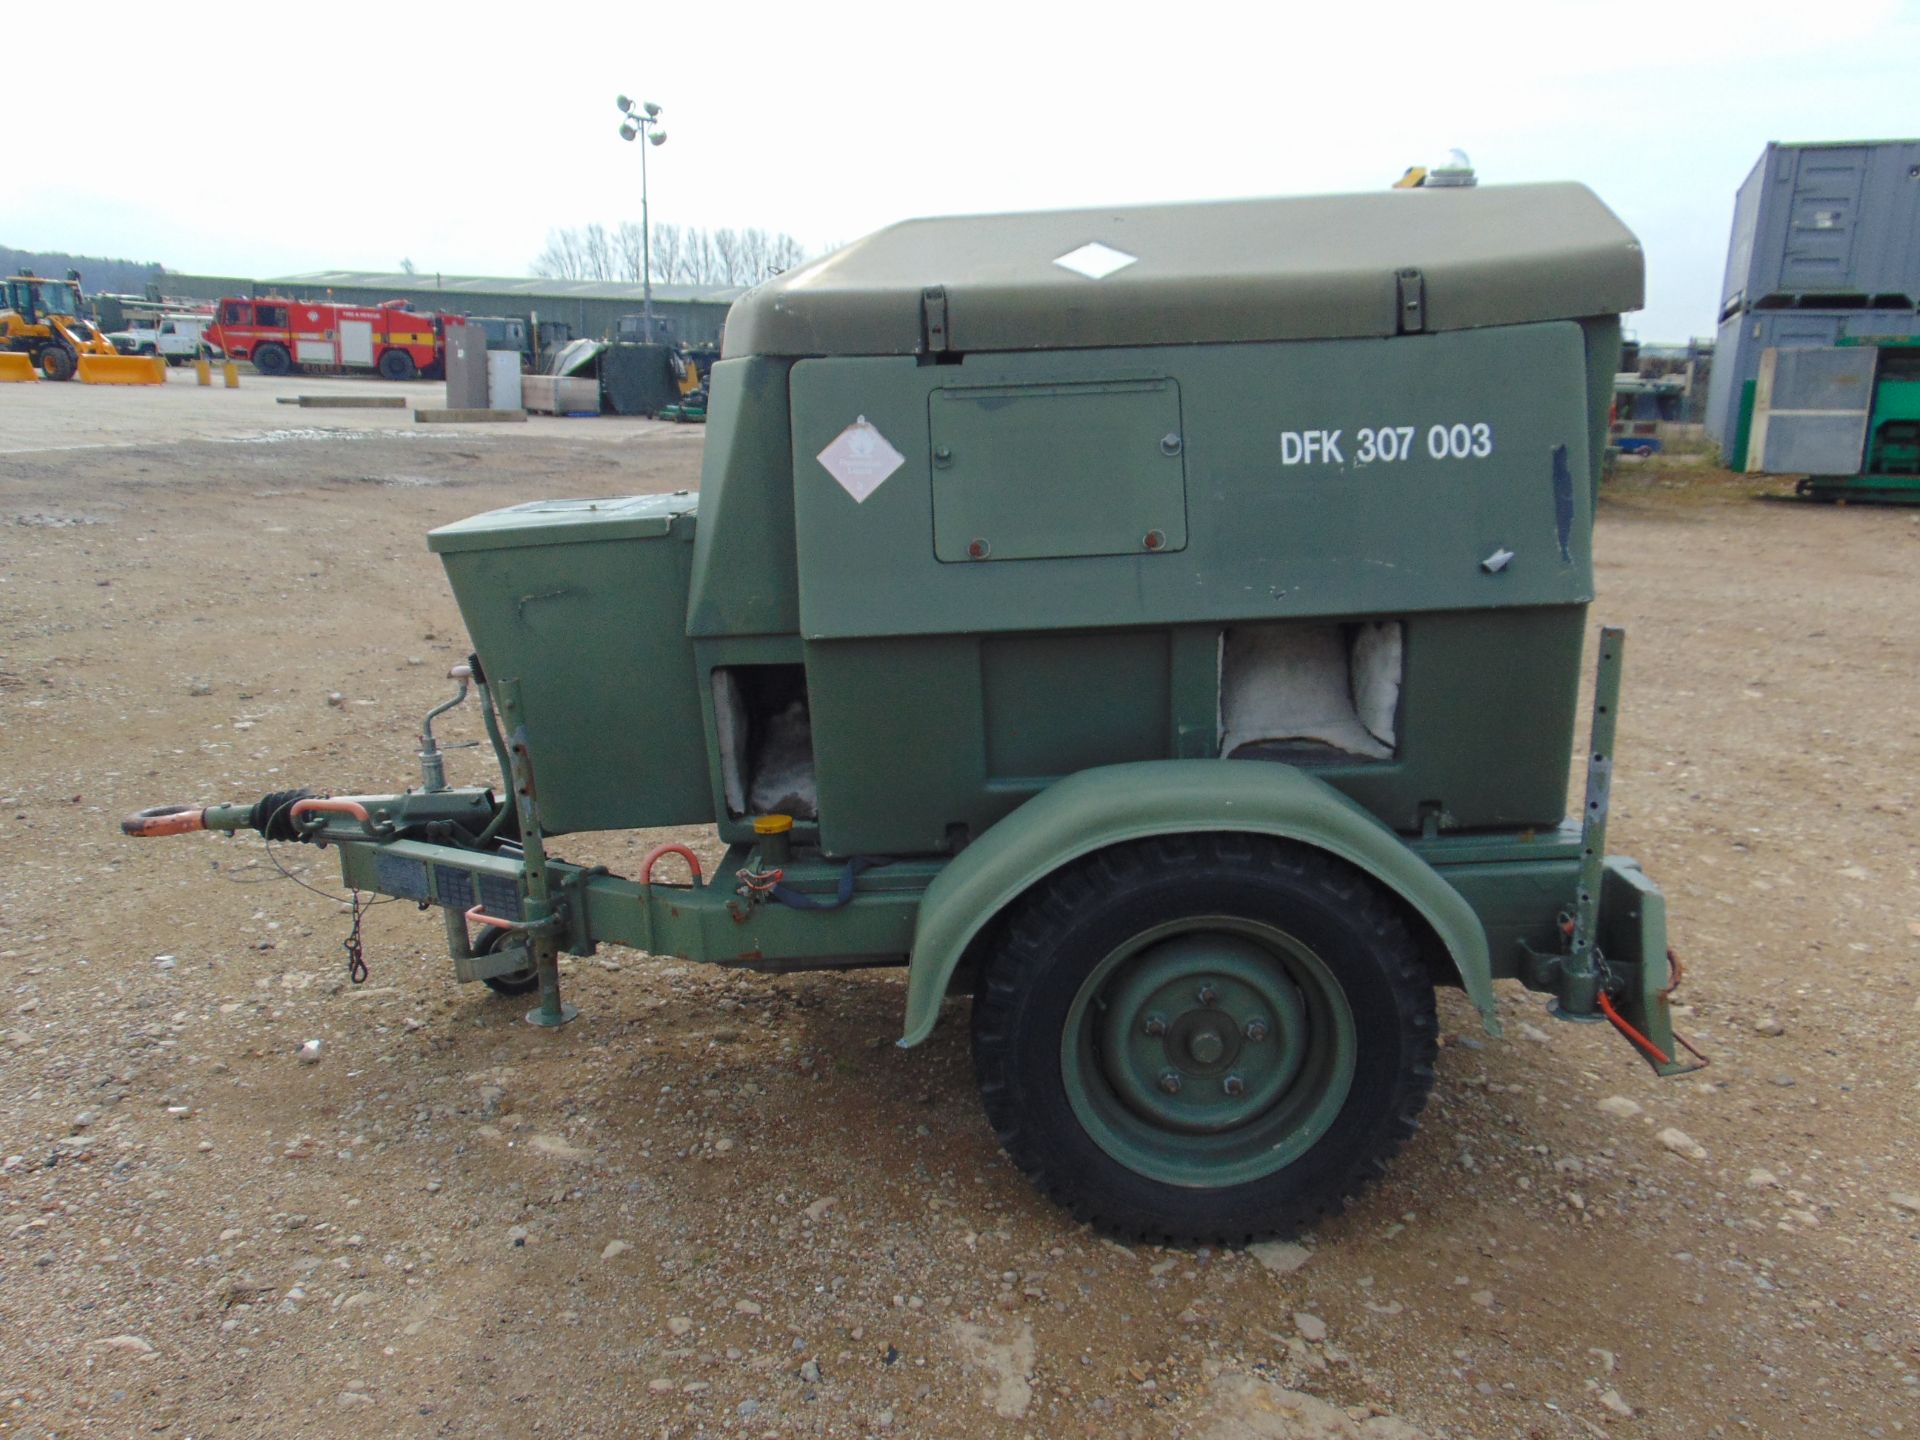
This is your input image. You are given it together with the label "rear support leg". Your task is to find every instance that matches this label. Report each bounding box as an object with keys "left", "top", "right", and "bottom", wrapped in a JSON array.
[{"left": 494, "top": 677, "right": 578, "bottom": 1027}]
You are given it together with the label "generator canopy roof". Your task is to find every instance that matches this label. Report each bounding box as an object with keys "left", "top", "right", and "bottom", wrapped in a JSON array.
[{"left": 723, "top": 182, "right": 1642, "bottom": 359}]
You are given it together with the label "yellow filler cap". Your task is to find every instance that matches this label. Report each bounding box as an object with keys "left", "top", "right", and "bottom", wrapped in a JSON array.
[{"left": 752, "top": 814, "right": 794, "bottom": 835}]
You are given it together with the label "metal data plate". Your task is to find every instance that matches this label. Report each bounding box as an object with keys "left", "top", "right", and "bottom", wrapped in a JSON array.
[
  {"left": 929, "top": 379, "right": 1187, "bottom": 562},
  {"left": 373, "top": 851, "right": 431, "bottom": 901},
  {"left": 429, "top": 866, "right": 523, "bottom": 921}
]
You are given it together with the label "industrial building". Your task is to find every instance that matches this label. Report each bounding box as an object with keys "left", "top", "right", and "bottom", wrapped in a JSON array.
[
  {"left": 1704, "top": 139, "right": 1920, "bottom": 449},
  {"left": 160, "top": 270, "right": 746, "bottom": 349}
]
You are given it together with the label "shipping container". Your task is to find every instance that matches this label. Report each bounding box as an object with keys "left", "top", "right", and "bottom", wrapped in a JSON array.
[
  {"left": 1720, "top": 141, "right": 1920, "bottom": 319},
  {"left": 1705, "top": 305, "right": 1920, "bottom": 446}
]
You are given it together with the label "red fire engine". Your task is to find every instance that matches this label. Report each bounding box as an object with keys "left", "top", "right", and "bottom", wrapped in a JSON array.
[{"left": 205, "top": 296, "right": 443, "bottom": 381}]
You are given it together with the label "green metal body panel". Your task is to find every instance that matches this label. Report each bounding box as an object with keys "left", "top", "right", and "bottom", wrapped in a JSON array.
[
  {"left": 1584, "top": 319, "right": 1624, "bottom": 502},
  {"left": 800, "top": 606, "right": 1586, "bottom": 857},
  {"left": 897, "top": 759, "right": 1498, "bottom": 1047},
  {"left": 687, "top": 357, "right": 799, "bottom": 638},
  {"left": 788, "top": 325, "right": 1597, "bottom": 640}
]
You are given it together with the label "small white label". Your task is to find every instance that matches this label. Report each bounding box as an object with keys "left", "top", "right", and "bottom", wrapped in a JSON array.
[
  {"left": 817, "top": 415, "right": 905, "bottom": 503},
  {"left": 1280, "top": 429, "right": 1346, "bottom": 465},
  {"left": 1053, "top": 241, "right": 1138, "bottom": 280},
  {"left": 1281, "top": 421, "right": 1494, "bottom": 467}
]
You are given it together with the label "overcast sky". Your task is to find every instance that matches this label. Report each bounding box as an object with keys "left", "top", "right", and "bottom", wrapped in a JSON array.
[{"left": 18, "top": 0, "right": 1917, "bottom": 341}]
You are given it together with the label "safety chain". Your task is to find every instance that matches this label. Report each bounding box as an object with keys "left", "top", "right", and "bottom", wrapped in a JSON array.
[{"left": 342, "top": 891, "right": 371, "bottom": 985}]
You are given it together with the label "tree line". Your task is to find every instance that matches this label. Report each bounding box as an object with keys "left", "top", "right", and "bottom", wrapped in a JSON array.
[
  {"left": 532, "top": 223, "right": 807, "bottom": 288},
  {"left": 1, "top": 246, "right": 163, "bottom": 296}
]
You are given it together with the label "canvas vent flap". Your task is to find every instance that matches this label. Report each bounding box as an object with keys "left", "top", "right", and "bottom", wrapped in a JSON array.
[{"left": 1220, "top": 621, "right": 1402, "bottom": 762}]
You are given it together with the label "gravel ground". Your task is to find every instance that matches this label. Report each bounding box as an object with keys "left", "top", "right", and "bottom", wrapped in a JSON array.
[{"left": 2, "top": 394, "right": 1918, "bottom": 1439}]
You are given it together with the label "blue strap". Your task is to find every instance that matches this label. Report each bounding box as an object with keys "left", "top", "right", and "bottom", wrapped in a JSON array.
[{"left": 769, "top": 856, "right": 884, "bottom": 911}]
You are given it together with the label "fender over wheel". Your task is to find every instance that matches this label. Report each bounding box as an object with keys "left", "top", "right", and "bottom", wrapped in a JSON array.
[{"left": 970, "top": 834, "right": 1437, "bottom": 1243}]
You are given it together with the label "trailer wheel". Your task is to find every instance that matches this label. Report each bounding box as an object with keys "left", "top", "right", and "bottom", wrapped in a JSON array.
[
  {"left": 251, "top": 342, "right": 291, "bottom": 377},
  {"left": 377, "top": 349, "right": 418, "bottom": 382},
  {"left": 474, "top": 925, "right": 540, "bottom": 997},
  {"left": 970, "top": 835, "right": 1436, "bottom": 1243},
  {"left": 40, "top": 346, "right": 75, "bottom": 382}
]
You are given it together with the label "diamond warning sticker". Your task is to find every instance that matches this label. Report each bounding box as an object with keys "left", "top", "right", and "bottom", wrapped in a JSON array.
[
  {"left": 1053, "top": 241, "right": 1137, "bottom": 280},
  {"left": 816, "top": 415, "right": 905, "bottom": 503}
]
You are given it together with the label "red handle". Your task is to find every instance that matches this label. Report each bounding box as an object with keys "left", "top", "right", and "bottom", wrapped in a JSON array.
[
  {"left": 290, "top": 797, "right": 372, "bottom": 824},
  {"left": 465, "top": 904, "right": 530, "bottom": 932},
  {"left": 639, "top": 842, "right": 703, "bottom": 886},
  {"left": 121, "top": 804, "right": 206, "bottom": 838}
]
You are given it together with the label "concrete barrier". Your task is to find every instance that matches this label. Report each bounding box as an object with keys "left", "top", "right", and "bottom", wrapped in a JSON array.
[
  {"left": 414, "top": 408, "right": 528, "bottom": 424},
  {"left": 287, "top": 395, "right": 409, "bottom": 409}
]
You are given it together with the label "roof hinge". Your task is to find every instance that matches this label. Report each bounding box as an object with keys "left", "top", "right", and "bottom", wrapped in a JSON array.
[
  {"left": 920, "top": 285, "right": 951, "bottom": 355},
  {"left": 1395, "top": 268, "right": 1426, "bottom": 334}
]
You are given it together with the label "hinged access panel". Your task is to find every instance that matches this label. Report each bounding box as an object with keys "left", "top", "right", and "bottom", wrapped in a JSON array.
[{"left": 929, "top": 379, "right": 1188, "bottom": 562}]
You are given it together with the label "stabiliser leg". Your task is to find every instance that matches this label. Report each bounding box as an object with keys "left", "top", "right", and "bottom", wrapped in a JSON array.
[
  {"left": 1550, "top": 626, "right": 1623, "bottom": 1023},
  {"left": 493, "top": 677, "right": 577, "bottom": 1027}
]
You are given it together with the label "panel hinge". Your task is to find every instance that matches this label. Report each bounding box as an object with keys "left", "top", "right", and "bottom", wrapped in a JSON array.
[
  {"left": 920, "top": 285, "right": 951, "bottom": 355},
  {"left": 1395, "top": 268, "right": 1426, "bottom": 334}
]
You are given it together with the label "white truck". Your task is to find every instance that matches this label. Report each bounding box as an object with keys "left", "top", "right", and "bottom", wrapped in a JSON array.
[{"left": 109, "top": 314, "right": 215, "bottom": 365}]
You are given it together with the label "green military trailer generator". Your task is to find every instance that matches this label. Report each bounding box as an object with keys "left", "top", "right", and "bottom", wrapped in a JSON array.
[{"left": 127, "top": 180, "right": 1701, "bottom": 1242}]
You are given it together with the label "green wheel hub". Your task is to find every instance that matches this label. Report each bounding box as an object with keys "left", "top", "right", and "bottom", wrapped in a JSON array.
[{"left": 1063, "top": 918, "right": 1357, "bottom": 1188}]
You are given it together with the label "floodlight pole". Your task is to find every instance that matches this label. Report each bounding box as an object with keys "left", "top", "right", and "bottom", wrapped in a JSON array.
[
  {"left": 640, "top": 128, "right": 653, "bottom": 337},
  {"left": 617, "top": 96, "right": 668, "bottom": 341}
]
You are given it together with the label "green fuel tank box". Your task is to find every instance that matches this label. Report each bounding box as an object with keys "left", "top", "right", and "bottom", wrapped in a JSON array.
[
  {"left": 434, "top": 182, "right": 1642, "bottom": 857},
  {"left": 428, "top": 492, "right": 714, "bottom": 834}
]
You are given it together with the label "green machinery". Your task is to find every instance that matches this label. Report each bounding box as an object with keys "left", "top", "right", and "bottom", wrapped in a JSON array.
[
  {"left": 1808, "top": 338, "right": 1920, "bottom": 503},
  {"left": 126, "top": 181, "right": 1700, "bottom": 1241},
  {"left": 1737, "top": 336, "right": 1920, "bottom": 504}
]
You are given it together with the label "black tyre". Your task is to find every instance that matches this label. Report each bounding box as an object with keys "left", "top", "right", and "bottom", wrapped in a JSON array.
[
  {"left": 474, "top": 924, "right": 539, "bottom": 997},
  {"left": 377, "top": 348, "right": 417, "bottom": 381},
  {"left": 251, "top": 342, "right": 291, "bottom": 377},
  {"left": 971, "top": 834, "right": 1436, "bottom": 1244},
  {"left": 40, "top": 346, "right": 75, "bottom": 382}
]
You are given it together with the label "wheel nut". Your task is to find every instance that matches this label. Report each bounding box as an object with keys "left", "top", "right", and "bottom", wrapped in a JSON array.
[
  {"left": 1222, "top": 1075, "right": 1246, "bottom": 1098},
  {"left": 1195, "top": 983, "right": 1218, "bottom": 1006},
  {"left": 1143, "top": 1013, "right": 1168, "bottom": 1037},
  {"left": 1245, "top": 1018, "right": 1270, "bottom": 1042},
  {"left": 1158, "top": 1070, "right": 1183, "bottom": 1095}
]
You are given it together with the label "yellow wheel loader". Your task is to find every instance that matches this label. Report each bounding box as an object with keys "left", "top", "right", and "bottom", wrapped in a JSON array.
[{"left": 1, "top": 272, "right": 164, "bottom": 383}]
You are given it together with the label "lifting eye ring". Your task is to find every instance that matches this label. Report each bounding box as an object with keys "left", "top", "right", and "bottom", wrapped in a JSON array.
[{"left": 639, "top": 842, "right": 703, "bottom": 887}]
